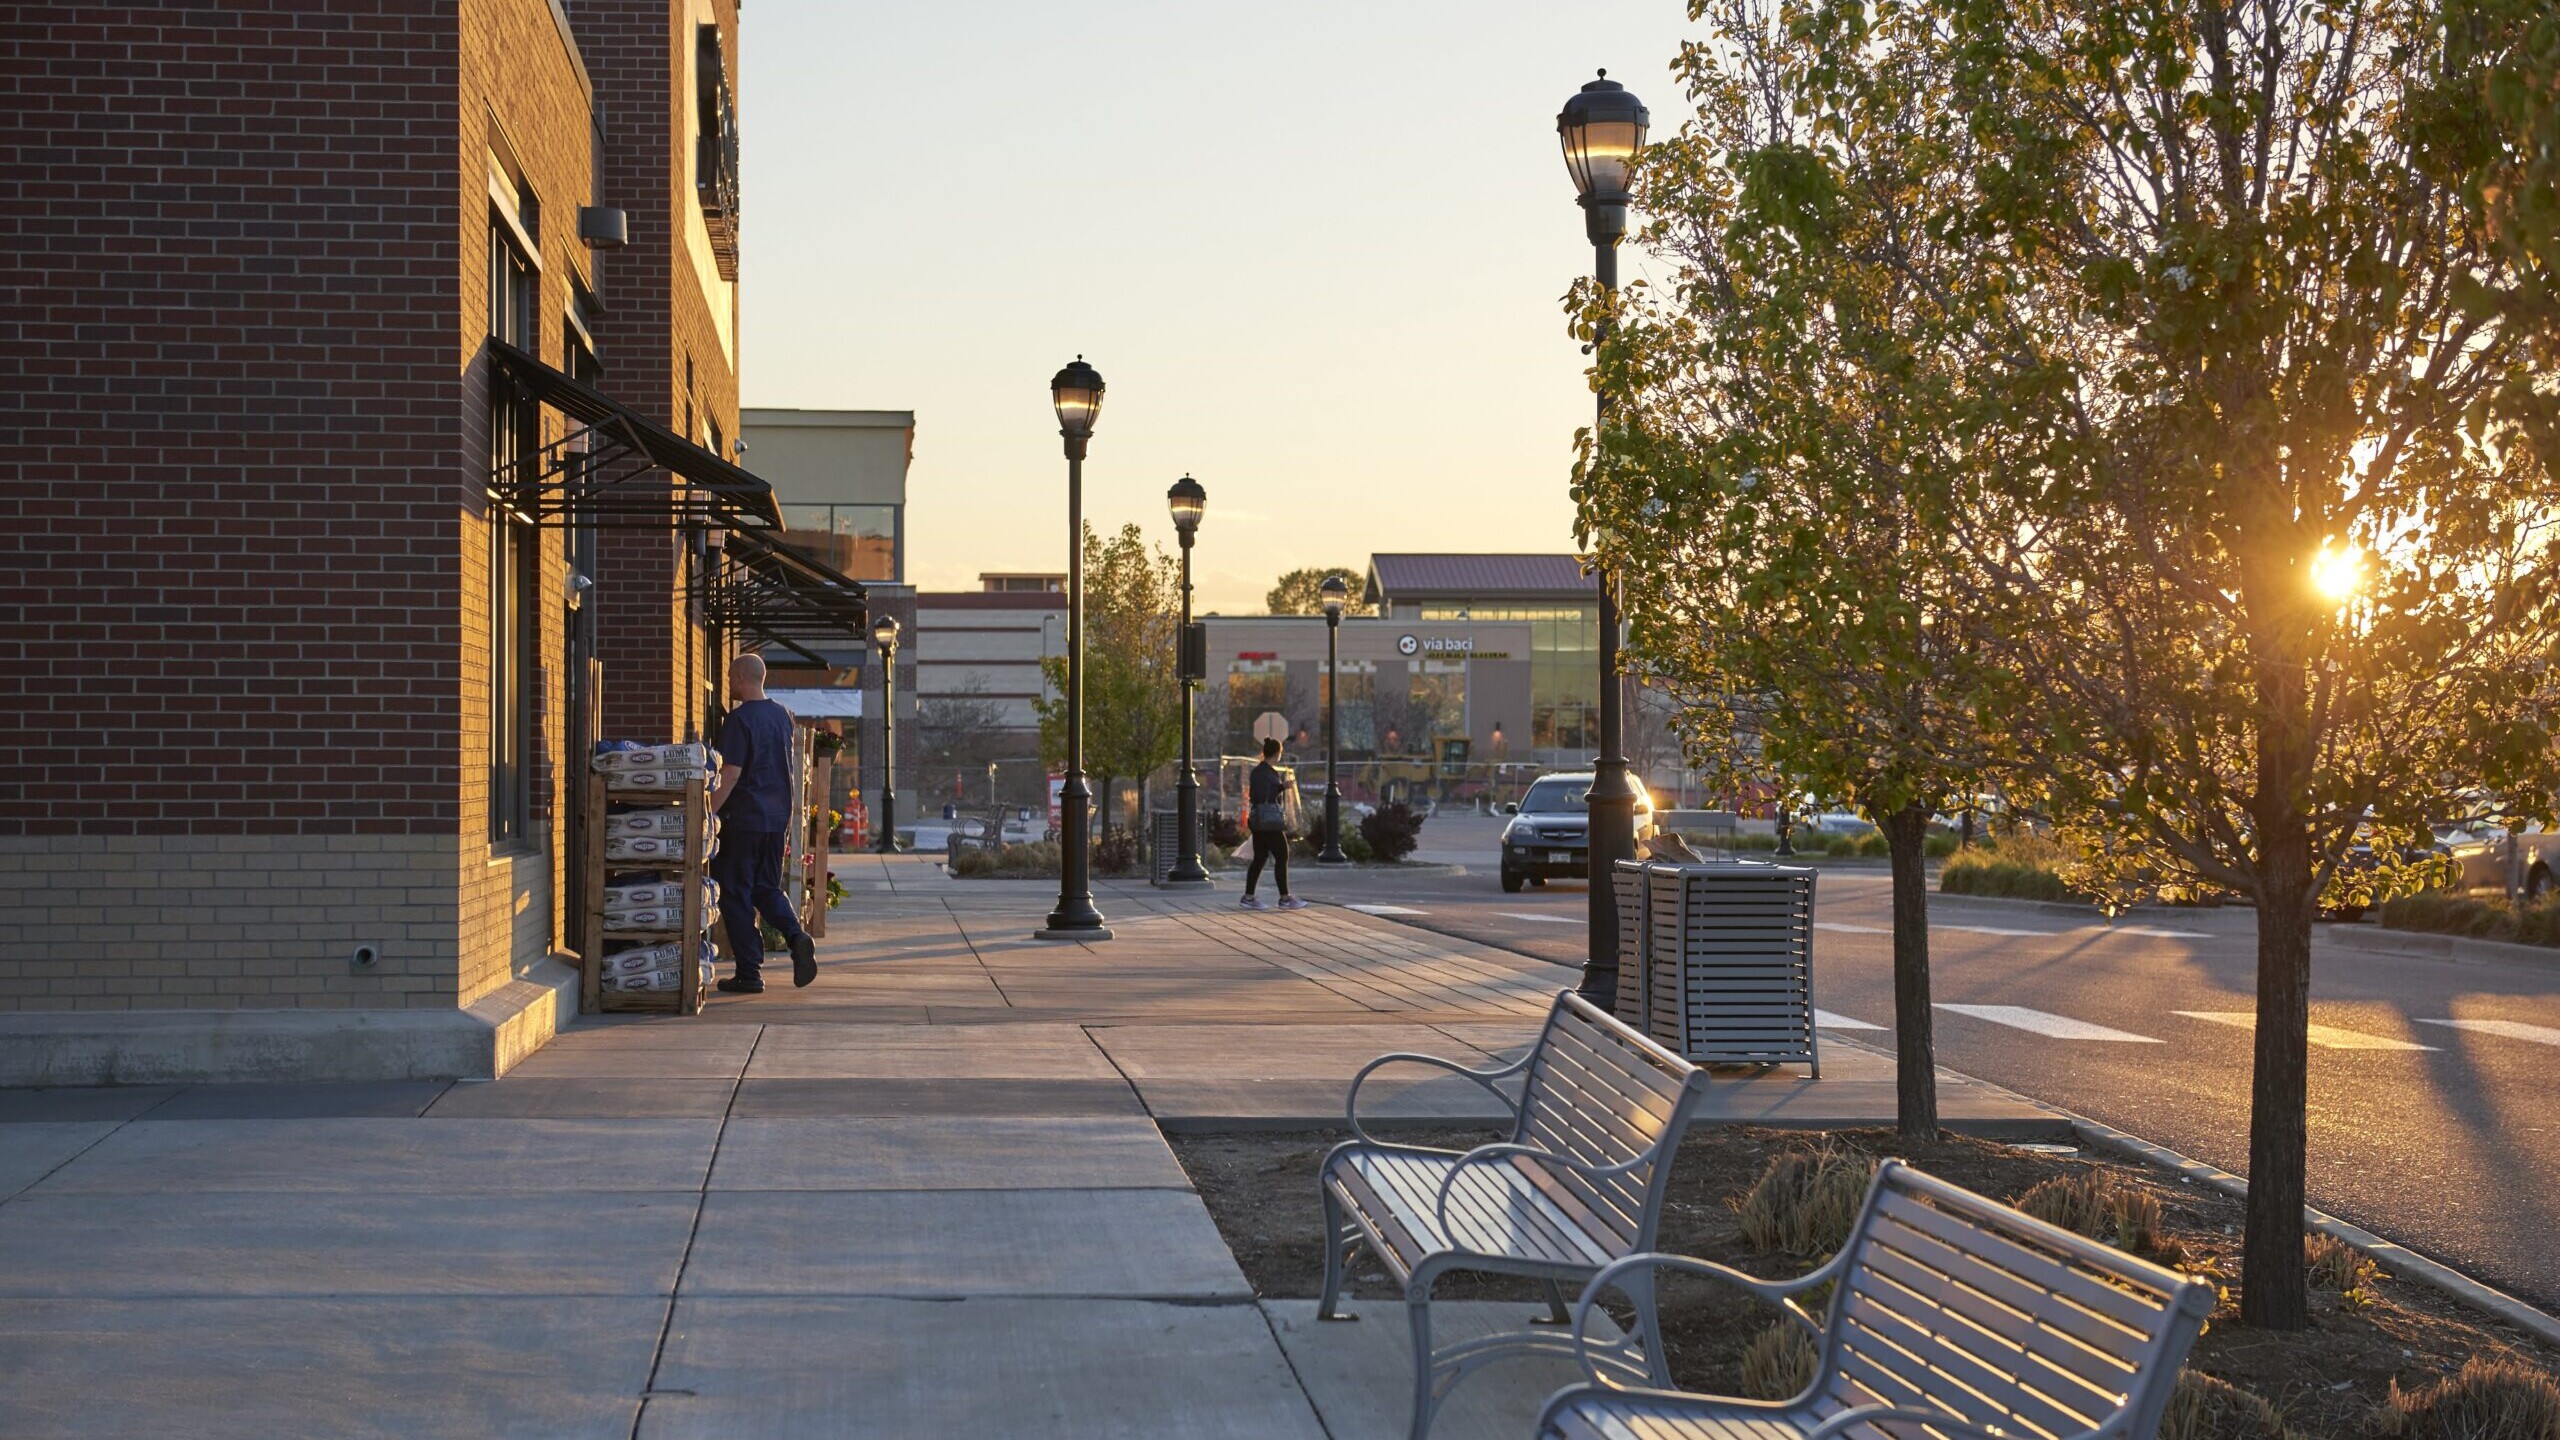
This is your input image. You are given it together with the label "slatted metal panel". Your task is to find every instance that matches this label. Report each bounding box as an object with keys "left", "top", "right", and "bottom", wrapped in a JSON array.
[
  {"left": 1516, "top": 999, "right": 1698, "bottom": 1253},
  {"left": 1642, "top": 862, "right": 1818, "bottom": 1072},
  {"left": 1820, "top": 1163, "right": 2211, "bottom": 1440},
  {"left": 1534, "top": 1160, "right": 2213, "bottom": 1440},
  {"left": 1612, "top": 859, "right": 1650, "bottom": 1027}
]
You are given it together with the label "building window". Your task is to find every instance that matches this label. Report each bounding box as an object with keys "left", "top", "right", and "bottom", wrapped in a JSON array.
[
  {"left": 1319, "top": 662, "right": 1377, "bottom": 759},
  {"left": 695, "top": 25, "right": 741, "bottom": 279},
  {"left": 1224, "top": 661, "right": 1287, "bottom": 758},
  {"left": 487, "top": 213, "right": 539, "bottom": 844},
  {"left": 779, "top": 502, "right": 903, "bottom": 582}
]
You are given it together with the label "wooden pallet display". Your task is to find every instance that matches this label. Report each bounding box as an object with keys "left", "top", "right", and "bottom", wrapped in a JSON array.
[
  {"left": 1641, "top": 861, "right": 1820, "bottom": 1074},
  {"left": 581, "top": 771, "right": 710, "bottom": 1016}
]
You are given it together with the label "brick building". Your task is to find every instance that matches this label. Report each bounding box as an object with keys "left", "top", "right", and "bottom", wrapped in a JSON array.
[{"left": 0, "top": 0, "right": 862, "bottom": 1082}]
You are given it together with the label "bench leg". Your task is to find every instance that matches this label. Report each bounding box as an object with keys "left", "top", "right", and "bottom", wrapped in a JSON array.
[
  {"left": 1618, "top": 1265, "right": 1673, "bottom": 1388},
  {"left": 1405, "top": 1285, "right": 1439, "bottom": 1440},
  {"left": 1318, "top": 1183, "right": 1358, "bottom": 1321},
  {"left": 1531, "top": 1278, "right": 1571, "bottom": 1326}
]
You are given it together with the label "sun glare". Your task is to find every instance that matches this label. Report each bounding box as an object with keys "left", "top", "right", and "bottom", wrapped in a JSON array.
[{"left": 2310, "top": 540, "right": 2364, "bottom": 602}]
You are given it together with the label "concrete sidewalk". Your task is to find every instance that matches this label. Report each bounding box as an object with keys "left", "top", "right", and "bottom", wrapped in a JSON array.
[{"left": 0, "top": 855, "right": 2053, "bottom": 1438}]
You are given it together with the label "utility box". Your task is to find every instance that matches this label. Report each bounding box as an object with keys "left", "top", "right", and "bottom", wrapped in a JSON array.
[{"left": 1640, "top": 861, "right": 1821, "bottom": 1075}]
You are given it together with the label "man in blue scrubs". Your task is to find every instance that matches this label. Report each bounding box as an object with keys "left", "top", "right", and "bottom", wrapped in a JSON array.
[{"left": 707, "top": 654, "right": 816, "bottom": 993}]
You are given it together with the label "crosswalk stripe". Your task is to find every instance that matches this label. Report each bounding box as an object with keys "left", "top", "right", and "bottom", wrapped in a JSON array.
[
  {"left": 2174, "top": 1011, "right": 2437, "bottom": 1051},
  {"left": 1815, "top": 1009, "right": 1884, "bottom": 1031},
  {"left": 1814, "top": 921, "right": 1889, "bottom": 935},
  {"left": 1936, "top": 1004, "right": 2163, "bottom": 1042},
  {"left": 2419, "top": 1018, "right": 2560, "bottom": 1048},
  {"left": 1945, "top": 925, "right": 2059, "bottom": 938},
  {"left": 2120, "top": 927, "right": 2212, "bottom": 939},
  {"left": 1495, "top": 912, "right": 1580, "bottom": 924},
  {"left": 1344, "top": 904, "right": 1428, "bottom": 916}
]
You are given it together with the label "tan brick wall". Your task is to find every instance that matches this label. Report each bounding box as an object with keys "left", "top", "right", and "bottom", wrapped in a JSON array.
[{"left": 0, "top": 836, "right": 461, "bottom": 1011}]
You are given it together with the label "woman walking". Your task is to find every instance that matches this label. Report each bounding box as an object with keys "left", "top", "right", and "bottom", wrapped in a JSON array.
[{"left": 1240, "top": 737, "right": 1306, "bottom": 910}]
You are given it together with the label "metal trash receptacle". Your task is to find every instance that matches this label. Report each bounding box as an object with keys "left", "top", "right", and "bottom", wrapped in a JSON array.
[
  {"left": 1150, "top": 810, "right": 1184, "bottom": 886},
  {"left": 1643, "top": 861, "right": 1820, "bottom": 1075},
  {"left": 1612, "top": 859, "right": 1650, "bottom": 1025}
]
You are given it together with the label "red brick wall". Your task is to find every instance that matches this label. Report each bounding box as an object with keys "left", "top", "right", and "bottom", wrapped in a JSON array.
[
  {"left": 572, "top": 0, "right": 740, "bottom": 744},
  {"left": 0, "top": 2, "right": 472, "bottom": 837},
  {"left": 0, "top": 0, "right": 599, "bottom": 1013}
]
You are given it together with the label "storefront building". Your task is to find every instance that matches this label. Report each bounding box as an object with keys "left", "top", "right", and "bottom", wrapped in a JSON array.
[{"left": 0, "top": 0, "right": 866, "bottom": 1083}]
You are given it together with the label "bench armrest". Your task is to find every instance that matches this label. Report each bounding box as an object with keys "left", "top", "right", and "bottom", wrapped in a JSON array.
[
  {"left": 1343, "top": 1051, "right": 1527, "bottom": 1145},
  {"left": 1433, "top": 1142, "right": 1653, "bottom": 1248},
  {"left": 1568, "top": 1251, "right": 1847, "bottom": 1388}
]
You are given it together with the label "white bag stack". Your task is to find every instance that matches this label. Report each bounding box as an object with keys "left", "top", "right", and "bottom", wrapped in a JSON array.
[{"left": 592, "top": 743, "right": 719, "bottom": 792}]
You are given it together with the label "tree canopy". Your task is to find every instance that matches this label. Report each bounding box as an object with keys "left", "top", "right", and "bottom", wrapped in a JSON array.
[
  {"left": 1265, "top": 566, "right": 1375, "bottom": 617},
  {"left": 1036, "top": 523, "right": 1186, "bottom": 829},
  {"left": 1590, "top": 0, "right": 2560, "bottom": 1328}
]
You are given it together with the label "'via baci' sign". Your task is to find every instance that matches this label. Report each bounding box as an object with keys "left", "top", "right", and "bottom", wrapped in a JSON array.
[{"left": 1396, "top": 634, "right": 1474, "bottom": 657}]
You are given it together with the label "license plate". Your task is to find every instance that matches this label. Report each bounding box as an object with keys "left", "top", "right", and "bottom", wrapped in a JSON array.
[{"left": 1548, "top": 850, "right": 1577, "bottom": 863}]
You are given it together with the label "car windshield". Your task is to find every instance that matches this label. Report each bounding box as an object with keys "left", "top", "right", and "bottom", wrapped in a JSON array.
[{"left": 1520, "top": 779, "right": 1589, "bottom": 813}]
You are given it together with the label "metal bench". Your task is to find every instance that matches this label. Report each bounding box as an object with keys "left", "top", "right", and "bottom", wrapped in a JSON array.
[
  {"left": 1538, "top": 1158, "right": 2215, "bottom": 1440},
  {"left": 1318, "top": 990, "right": 1709, "bottom": 1440}
]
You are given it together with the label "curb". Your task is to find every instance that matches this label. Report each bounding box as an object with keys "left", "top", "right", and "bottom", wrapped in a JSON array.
[
  {"left": 2316, "top": 921, "right": 2560, "bottom": 972},
  {"left": 2066, "top": 1117, "right": 2560, "bottom": 1349}
]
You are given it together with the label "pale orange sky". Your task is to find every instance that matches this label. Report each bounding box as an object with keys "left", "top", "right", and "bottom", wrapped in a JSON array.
[{"left": 739, "top": 0, "right": 1695, "bottom": 613}]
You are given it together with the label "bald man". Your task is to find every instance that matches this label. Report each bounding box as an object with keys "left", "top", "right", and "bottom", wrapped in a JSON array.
[{"left": 706, "top": 654, "right": 816, "bottom": 993}]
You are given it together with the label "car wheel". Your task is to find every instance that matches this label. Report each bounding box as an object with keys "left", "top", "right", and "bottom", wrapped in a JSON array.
[{"left": 1500, "top": 867, "right": 1524, "bottom": 894}]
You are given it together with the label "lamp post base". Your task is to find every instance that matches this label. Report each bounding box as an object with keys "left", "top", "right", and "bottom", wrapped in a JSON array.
[
  {"left": 1314, "top": 851, "right": 1349, "bottom": 866},
  {"left": 1033, "top": 922, "right": 1117, "bottom": 942}
]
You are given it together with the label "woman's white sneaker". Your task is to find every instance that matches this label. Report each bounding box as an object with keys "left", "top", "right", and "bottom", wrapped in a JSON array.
[
  {"left": 1277, "top": 897, "right": 1309, "bottom": 911},
  {"left": 1239, "top": 894, "right": 1265, "bottom": 909}
]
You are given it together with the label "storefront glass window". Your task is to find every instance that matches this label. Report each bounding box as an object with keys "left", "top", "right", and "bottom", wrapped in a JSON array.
[
  {"left": 778, "top": 502, "right": 901, "bottom": 582},
  {"left": 1319, "top": 662, "right": 1377, "bottom": 759},
  {"left": 1408, "top": 658, "right": 1467, "bottom": 759},
  {"left": 1224, "top": 661, "right": 1286, "bottom": 757}
]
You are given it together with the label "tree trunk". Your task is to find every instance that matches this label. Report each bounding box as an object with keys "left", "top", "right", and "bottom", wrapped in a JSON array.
[
  {"left": 2242, "top": 781, "right": 2315, "bottom": 1328},
  {"left": 1883, "top": 803, "right": 1939, "bottom": 1140}
]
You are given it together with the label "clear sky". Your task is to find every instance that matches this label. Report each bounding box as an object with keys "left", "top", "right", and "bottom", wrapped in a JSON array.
[{"left": 738, "top": 0, "right": 1696, "bottom": 614}]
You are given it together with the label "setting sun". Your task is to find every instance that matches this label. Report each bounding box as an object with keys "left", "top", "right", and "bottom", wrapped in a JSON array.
[{"left": 2310, "top": 540, "right": 2364, "bottom": 602}]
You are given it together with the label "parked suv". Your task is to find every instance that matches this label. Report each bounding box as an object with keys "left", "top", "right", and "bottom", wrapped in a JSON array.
[
  {"left": 1499, "top": 773, "right": 1655, "bottom": 893},
  {"left": 2436, "top": 819, "right": 2558, "bottom": 900}
]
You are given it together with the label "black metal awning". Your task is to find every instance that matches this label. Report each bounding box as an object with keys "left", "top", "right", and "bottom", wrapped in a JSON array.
[
  {"left": 485, "top": 338, "right": 785, "bottom": 530},
  {"left": 696, "top": 527, "right": 872, "bottom": 665}
]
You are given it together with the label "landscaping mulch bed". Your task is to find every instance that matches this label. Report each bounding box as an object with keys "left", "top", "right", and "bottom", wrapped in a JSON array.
[{"left": 1168, "top": 1125, "right": 2560, "bottom": 1437}]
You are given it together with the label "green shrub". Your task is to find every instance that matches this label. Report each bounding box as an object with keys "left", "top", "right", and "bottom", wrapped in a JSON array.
[
  {"left": 2160, "top": 1372, "right": 2294, "bottom": 1440},
  {"left": 2305, "top": 1232, "right": 2379, "bottom": 1295},
  {"left": 1925, "top": 834, "right": 1959, "bottom": 858},
  {"left": 1940, "top": 853, "right": 2083, "bottom": 902},
  {"left": 1093, "top": 829, "right": 1138, "bottom": 876},
  {"left": 953, "top": 841, "right": 1060, "bottom": 878},
  {"left": 2380, "top": 890, "right": 2560, "bottom": 949},
  {"left": 1359, "top": 801, "right": 1425, "bottom": 863},
  {"left": 2375, "top": 1356, "right": 2560, "bottom": 1439},
  {"left": 1737, "top": 1321, "right": 1819, "bottom": 1401},
  {"left": 2016, "top": 1168, "right": 2168, "bottom": 1257},
  {"left": 1737, "top": 1144, "right": 1875, "bottom": 1256}
]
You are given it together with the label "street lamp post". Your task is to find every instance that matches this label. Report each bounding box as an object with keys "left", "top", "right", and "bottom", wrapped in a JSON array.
[
  {"left": 1165, "top": 474, "right": 1212, "bottom": 887},
  {"left": 1316, "top": 574, "right": 1349, "bottom": 865},
  {"left": 872, "top": 612, "right": 902, "bottom": 854},
  {"left": 1037, "top": 357, "right": 1113, "bottom": 941},
  {"left": 1559, "top": 69, "right": 1648, "bottom": 1012}
]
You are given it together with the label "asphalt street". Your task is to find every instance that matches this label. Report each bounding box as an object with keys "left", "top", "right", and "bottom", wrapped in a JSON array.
[{"left": 1302, "top": 812, "right": 2560, "bottom": 1309}]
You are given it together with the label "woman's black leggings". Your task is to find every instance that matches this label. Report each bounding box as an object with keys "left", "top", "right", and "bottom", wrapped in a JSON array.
[{"left": 1246, "top": 827, "right": 1289, "bottom": 896}]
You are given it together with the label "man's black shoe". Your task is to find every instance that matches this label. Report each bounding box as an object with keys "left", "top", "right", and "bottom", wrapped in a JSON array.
[
  {"left": 789, "top": 933, "right": 817, "bottom": 988},
  {"left": 717, "top": 976, "right": 765, "bottom": 995}
]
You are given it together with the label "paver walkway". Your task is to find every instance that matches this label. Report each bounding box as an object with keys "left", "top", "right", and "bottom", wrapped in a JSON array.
[{"left": 0, "top": 856, "right": 2053, "bottom": 1437}]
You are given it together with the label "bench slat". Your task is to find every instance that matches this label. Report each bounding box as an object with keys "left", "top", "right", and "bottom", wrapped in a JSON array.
[
  {"left": 1856, "top": 1236, "right": 2144, "bottom": 1394},
  {"left": 1870, "top": 1188, "right": 2172, "bottom": 1333},
  {"left": 1833, "top": 1287, "right": 2110, "bottom": 1437}
]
